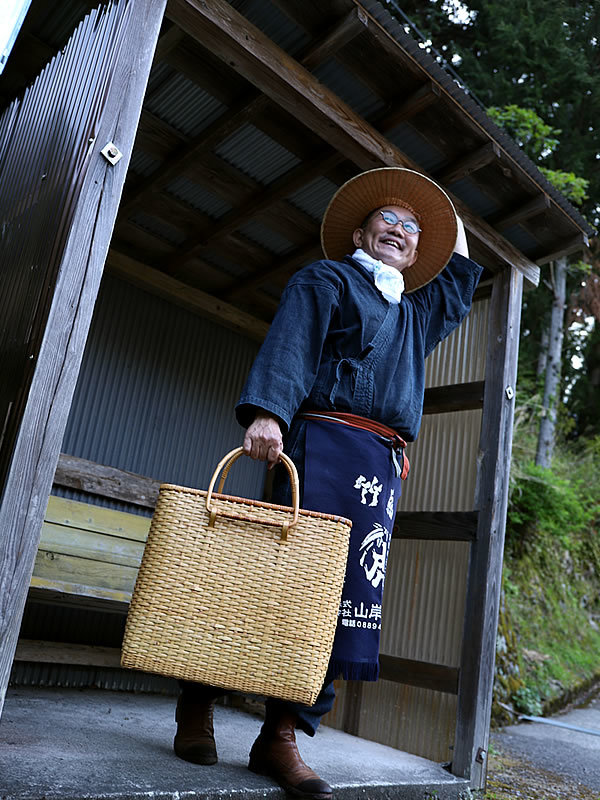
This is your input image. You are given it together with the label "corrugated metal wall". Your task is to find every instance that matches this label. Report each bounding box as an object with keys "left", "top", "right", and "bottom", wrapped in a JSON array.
[
  {"left": 60, "top": 273, "right": 264, "bottom": 502},
  {"left": 13, "top": 273, "right": 265, "bottom": 689},
  {"left": 325, "top": 296, "right": 489, "bottom": 760}
]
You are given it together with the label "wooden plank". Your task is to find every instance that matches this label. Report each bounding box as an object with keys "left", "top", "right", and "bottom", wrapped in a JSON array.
[
  {"left": 0, "top": 0, "right": 167, "bottom": 718},
  {"left": 54, "top": 454, "right": 160, "bottom": 508},
  {"left": 379, "top": 654, "right": 460, "bottom": 695},
  {"left": 301, "top": 7, "right": 368, "bottom": 71},
  {"left": 492, "top": 194, "right": 550, "bottom": 231},
  {"left": 106, "top": 249, "right": 270, "bottom": 341},
  {"left": 15, "top": 639, "right": 122, "bottom": 668},
  {"left": 28, "top": 577, "right": 131, "bottom": 608},
  {"left": 45, "top": 496, "right": 151, "bottom": 541},
  {"left": 39, "top": 522, "right": 145, "bottom": 568},
  {"left": 453, "top": 265, "right": 523, "bottom": 786},
  {"left": 165, "top": 0, "right": 540, "bottom": 283},
  {"left": 377, "top": 81, "right": 441, "bottom": 129},
  {"left": 423, "top": 381, "right": 484, "bottom": 414},
  {"left": 435, "top": 142, "right": 501, "bottom": 186},
  {"left": 393, "top": 511, "right": 478, "bottom": 542},
  {"left": 33, "top": 550, "right": 138, "bottom": 595},
  {"left": 535, "top": 233, "right": 590, "bottom": 266}
]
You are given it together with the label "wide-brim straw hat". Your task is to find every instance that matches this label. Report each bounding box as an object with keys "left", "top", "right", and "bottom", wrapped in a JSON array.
[{"left": 320, "top": 167, "right": 458, "bottom": 293}]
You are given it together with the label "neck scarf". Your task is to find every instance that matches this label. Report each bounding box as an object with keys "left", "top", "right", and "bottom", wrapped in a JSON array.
[{"left": 352, "top": 248, "right": 405, "bottom": 304}]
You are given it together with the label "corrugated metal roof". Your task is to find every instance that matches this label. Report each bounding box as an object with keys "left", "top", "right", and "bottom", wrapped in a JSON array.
[
  {"left": 129, "top": 211, "right": 187, "bottom": 246},
  {"left": 144, "top": 72, "right": 226, "bottom": 138},
  {"left": 215, "top": 123, "right": 302, "bottom": 185},
  {"left": 165, "top": 176, "right": 233, "bottom": 218},
  {"left": 129, "top": 150, "right": 161, "bottom": 179},
  {"left": 287, "top": 176, "right": 339, "bottom": 221},
  {"left": 387, "top": 122, "right": 447, "bottom": 175},
  {"left": 228, "top": 0, "right": 310, "bottom": 54},
  {"left": 313, "top": 59, "right": 386, "bottom": 119},
  {"left": 237, "top": 220, "right": 294, "bottom": 255}
]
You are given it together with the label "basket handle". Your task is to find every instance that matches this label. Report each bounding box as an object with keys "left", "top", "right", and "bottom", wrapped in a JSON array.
[{"left": 205, "top": 447, "right": 300, "bottom": 542}]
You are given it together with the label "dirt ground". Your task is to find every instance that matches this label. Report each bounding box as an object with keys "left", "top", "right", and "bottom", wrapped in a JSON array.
[{"left": 485, "top": 736, "right": 599, "bottom": 800}]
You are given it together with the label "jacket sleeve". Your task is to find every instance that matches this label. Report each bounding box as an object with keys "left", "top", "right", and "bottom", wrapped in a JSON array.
[
  {"left": 410, "top": 252, "right": 484, "bottom": 357},
  {"left": 236, "top": 273, "right": 339, "bottom": 431}
]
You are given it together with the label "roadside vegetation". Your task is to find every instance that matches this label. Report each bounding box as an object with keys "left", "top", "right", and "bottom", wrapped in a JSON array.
[{"left": 493, "top": 420, "right": 600, "bottom": 723}]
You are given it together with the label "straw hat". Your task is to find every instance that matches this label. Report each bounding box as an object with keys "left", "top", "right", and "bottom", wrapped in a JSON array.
[{"left": 320, "top": 167, "right": 458, "bottom": 293}]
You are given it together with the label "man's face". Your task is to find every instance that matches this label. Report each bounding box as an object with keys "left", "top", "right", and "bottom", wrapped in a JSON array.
[{"left": 352, "top": 205, "right": 420, "bottom": 272}]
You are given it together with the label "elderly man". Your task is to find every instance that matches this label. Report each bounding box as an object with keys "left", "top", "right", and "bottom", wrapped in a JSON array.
[{"left": 174, "top": 168, "right": 483, "bottom": 799}]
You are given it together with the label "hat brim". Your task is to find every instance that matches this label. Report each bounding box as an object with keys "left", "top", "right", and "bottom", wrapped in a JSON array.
[{"left": 320, "top": 167, "right": 457, "bottom": 293}]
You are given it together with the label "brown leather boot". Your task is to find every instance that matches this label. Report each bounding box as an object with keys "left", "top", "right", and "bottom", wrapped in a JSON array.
[
  {"left": 173, "top": 684, "right": 221, "bottom": 765},
  {"left": 248, "top": 711, "right": 332, "bottom": 799}
]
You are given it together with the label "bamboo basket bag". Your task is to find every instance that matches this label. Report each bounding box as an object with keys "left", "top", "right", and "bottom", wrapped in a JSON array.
[{"left": 121, "top": 447, "right": 352, "bottom": 705}]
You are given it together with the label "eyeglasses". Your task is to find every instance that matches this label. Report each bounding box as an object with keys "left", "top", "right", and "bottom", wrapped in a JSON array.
[{"left": 379, "top": 210, "right": 421, "bottom": 234}]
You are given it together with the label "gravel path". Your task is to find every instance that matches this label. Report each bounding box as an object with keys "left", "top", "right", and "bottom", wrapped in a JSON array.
[{"left": 486, "top": 687, "right": 600, "bottom": 799}]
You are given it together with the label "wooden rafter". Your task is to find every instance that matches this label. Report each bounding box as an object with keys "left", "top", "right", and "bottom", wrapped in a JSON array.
[
  {"left": 492, "top": 194, "right": 551, "bottom": 231},
  {"left": 106, "top": 250, "right": 269, "bottom": 340},
  {"left": 165, "top": 0, "right": 540, "bottom": 285}
]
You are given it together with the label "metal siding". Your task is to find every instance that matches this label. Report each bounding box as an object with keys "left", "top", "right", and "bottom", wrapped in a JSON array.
[
  {"left": 425, "top": 297, "right": 489, "bottom": 387},
  {"left": 60, "top": 275, "right": 265, "bottom": 501},
  {"left": 325, "top": 302, "right": 489, "bottom": 758}
]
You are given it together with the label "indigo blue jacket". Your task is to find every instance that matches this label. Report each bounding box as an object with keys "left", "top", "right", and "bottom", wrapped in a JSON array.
[{"left": 236, "top": 252, "right": 483, "bottom": 442}]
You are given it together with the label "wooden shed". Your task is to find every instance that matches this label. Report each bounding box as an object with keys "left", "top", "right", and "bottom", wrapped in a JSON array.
[{"left": 0, "top": 0, "right": 593, "bottom": 792}]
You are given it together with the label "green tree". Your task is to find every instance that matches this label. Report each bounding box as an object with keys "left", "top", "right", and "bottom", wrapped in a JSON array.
[
  {"left": 387, "top": 0, "right": 600, "bottom": 224},
  {"left": 387, "top": 0, "right": 599, "bottom": 447}
]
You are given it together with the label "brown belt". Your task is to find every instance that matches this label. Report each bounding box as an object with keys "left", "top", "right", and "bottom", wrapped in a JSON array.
[{"left": 300, "top": 410, "right": 410, "bottom": 480}]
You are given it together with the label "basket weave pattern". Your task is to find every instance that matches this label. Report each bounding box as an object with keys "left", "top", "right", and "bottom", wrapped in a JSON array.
[{"left": 121, "top": 471, "right": 351, "bottom": 705}]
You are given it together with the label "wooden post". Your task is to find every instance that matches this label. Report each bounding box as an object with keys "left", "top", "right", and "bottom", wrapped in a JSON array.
[
  {"left": 452, "top": 265, "right": 523, "bottom": 786},
  {"left": 0, "top": 0, "right": 167, "bottom": 718}
]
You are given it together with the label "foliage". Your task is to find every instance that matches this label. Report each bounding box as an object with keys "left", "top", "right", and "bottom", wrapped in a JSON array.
[
  {"left": 492, "top": 431, "right": 600, "bottom": 724},
  {"left": 388, "top": 0, "right": 600, "bottom": 224},
  {"left": 487, "top": 105, "right": 560, "bottom": 161},
  {"left": 538, "top": 168, "right": 589, "bottom": 206}
]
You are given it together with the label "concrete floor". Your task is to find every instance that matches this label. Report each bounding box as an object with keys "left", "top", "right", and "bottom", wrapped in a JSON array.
[{"left": 0, "top": 687, "right": 470, "bottom": 800}]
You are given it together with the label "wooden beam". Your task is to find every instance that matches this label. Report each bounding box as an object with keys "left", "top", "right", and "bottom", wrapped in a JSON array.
[
  {"left": 423, "top": 381, "right": 484, "bottom": 414},
  {"left": 165, "top": 0, "right": 540, "bottom": 285},
  {"left": 535, "top": 233, "right": 590, "bottom": 266},
  {"left": 493, "top": 194, "right": 550, "bottom": 231},
  {"left": 54, "top": 454, "right": 160, "bottom": 508},
  {"left": 165, "top": 153, "right": 334, "bottom": 274},
  {"left": 435, "top": 142, "right": 501, "bottom": 186},
  {"left": 14, "top": 639, "right": 122, "bottom": 668},
  {"left": 453, "top": 265, "right": 523, "bottom": 786},
  {"left": 0, "top": 0, "right": 167, "bottom": 720},
  {"left": 377, "top": 81, "right": 441, "bottom": 129},
  {"left": 221, "top": 243, "right": 322, "bottom": 300},
  {"left": 301, "top": 7, "right": 369, "bottom": 71},
  {"left": 379, "top": 654, "right": 460, "bottom": 695},
  {"left": 393, "top": 511, "right": 478, "bottom": 542},
  {"left": 106, "top": 249, "right": 269, "bottom": 341}
]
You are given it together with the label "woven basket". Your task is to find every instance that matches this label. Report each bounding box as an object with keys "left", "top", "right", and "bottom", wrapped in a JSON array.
[{"left": 121, "top": 447, "right": 352, "bottom": 705}]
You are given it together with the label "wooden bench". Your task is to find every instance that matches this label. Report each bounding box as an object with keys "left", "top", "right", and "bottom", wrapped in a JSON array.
[
  {"left": 15, "top": 456, "right": 161, "bottom": 668},
  {"left": 29, "top": 495, "right": 151, "bottom": 612}
]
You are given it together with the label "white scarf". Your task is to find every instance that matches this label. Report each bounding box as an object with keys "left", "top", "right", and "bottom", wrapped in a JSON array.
[{"left": 351, "top": 248, "right": 405, "bottom": 304}]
